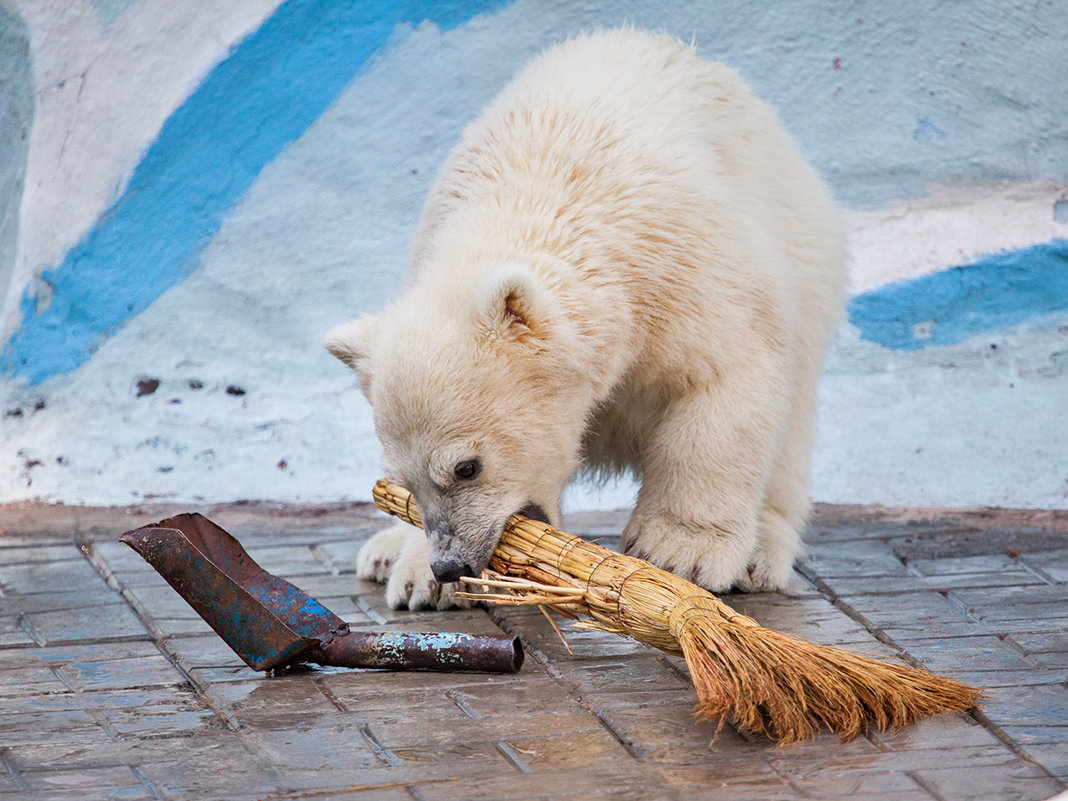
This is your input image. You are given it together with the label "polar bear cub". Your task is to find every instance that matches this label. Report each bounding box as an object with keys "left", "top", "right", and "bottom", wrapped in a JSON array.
[{"left": 326, "top": 29, "right": 845, "bottom": 610}]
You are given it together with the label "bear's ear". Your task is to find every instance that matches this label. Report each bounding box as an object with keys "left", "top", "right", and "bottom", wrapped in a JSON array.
[
  {"left": 477, "top": 264, "right": 548, "bottom": 342},
  {"left": 323, "top": 316, "right": 378, "bottom": 397}
]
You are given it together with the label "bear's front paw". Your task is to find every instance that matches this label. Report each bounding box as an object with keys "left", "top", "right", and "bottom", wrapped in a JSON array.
[
  {"left": 356, "top": 523, "right": 471, "bottom": 611},
  {"left": 355, "top": 524, "right": 408, "bottom": 583},
  {"left": 621, "top": 514, "right": 754, "bottom": 594},
  {"left": 385, "top": 540, "right": 473, "bottom": 611},
  {"left": 732, "top": 544, "right": 795, "bottom": 593}
]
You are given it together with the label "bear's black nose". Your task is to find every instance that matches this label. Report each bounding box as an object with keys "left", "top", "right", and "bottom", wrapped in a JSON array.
[{"left": 430, "top": 558, "right": 470, "bottom": 583}]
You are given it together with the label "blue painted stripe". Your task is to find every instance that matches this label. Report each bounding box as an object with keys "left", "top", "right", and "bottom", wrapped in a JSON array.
[
  {"left": 2, "top": 0, "right": 511, "bottom": 385},
  {"left": 849, "top": 239, "right": 1068, "bottom": 351}
]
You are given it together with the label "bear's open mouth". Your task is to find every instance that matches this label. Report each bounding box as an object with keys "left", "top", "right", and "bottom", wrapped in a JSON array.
[{"left": 517, "top": 502, "right": 549, "bottom": 524}]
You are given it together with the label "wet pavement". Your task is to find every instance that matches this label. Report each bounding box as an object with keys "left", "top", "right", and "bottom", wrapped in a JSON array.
[{"left": 0, "top": 501, "right": 1066, "bottom": 801}]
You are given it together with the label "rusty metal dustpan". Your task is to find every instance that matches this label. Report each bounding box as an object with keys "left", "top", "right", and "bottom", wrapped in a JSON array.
[{"left": 120, "top": 513, "right": 523, "bottom": 673}]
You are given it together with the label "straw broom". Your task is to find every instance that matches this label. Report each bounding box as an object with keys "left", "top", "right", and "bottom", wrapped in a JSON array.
[{"left": 372, "top": 478, "right": 980, "bottom": 744}]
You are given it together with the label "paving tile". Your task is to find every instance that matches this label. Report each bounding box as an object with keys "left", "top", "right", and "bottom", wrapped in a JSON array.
[
  {"left": 779, "top": 767, "right": 934, "bottom": 800},
  {"left": 1024, "top": 650, "right": 1068, "bottom": 671},
  {"left": 895, "top": 634, "right": 1036, "bottom": 674},
  {"left": 310, "top": 538, "right": 364, "bottom": 573},
  {"left": 951, "top": 584, "right": 1068, "bottom": 624},
  {"left": 580, "top": 689, "right": 723, "bottom": 750},
  {"left": 1, "top": 686, "right": 203, "bottom": 718},
  {"left": 727, "top": 595, "right": 886, "bottom": 647},
  {"left": 1020, "top": 743, "right": 1068, "bottom": 779},
  {"left": 264, "top": 776, "right": 415, "bottom": 801},
  {"left": 546, "top": 653, "right": 693, "bottom": 695},
  {"left": 954, "top": 669, "right": 1066, "bottom": 689},
  {"left": 270, "top": 571, "right": 372, "bottom": 600},
  {"left": 101, "top": 704, "right": 221, "bottom": 738},
  {"left": 1020, "top": 548, "right": 1068, "bottom": 583},
  {"left": 0, "top": 558, "right": 109, "bottom": 595},
  {"left": 0, "top": 665, "right": 71, "bottom": 696},
  {"left": 806, "top": 517, "right": 957, "bottom": 544},
  {"left": 997, "top": 725, "right": 1068, "bottom": 744},
  {"left": 891, "top": 526, "right": 1068, "bottom": 561},
  {"left": 913, "top": 762, "right": 1063, "bottom": 801},
  {"left": 1, "top": 708, "right": 110, "bottom": 747},
  {"left": 0, "top": 639, "right": 161, "bottom": 669},
  {"left": 22, "top": 765, "right": 148, "bottom": 795},
  {"left": 164, "top": 632, "right": 249, "bottom": 668},
  {"left": 85, "top": 541, "right": 172, "bottom": 593},
  {"left": 501, "top": 608, "right": 654, "bottom": 659},
  {"left": 908, "top": 553, "right": 1025, "bottom": 576},
  {"left": 502, "top": 727, "right": 632, "bottom": 771},
  {"left": 412, "top": 763, "right": 673, "bottom": 801},
  {"left": 0, "top": 586, "right": 122, "bottom": 614},
  {"left": 1008, "top": 631, "right": 1068, "bottom": 655},
  {"left": 867, "top": 711, "right": 1005, "bottom": 751},
  {"left": 187, "top": 664, "right": 264, "bottom": 684},
  {"left": 57, "top": 652, "right": 184, "bottom": 692},
  {"left": 206, "top": 676, "right": 343, "bottom": 728},
  {"left": 801, "top": 539, "right": 909, "bottom": 577},
  {"left": 366, "top": 709, "right": 608, "bottom": 752},
  {"left": 657, "top": 766, "right": 801, "bottom": 800},
  {"left": 979, "top": 684, "right": 1068, "bottom": 727},
  {"left": 0, "top": 617, "right": 36, "bottom": 647},
  {"left": 19, "top": 601, "right": 149, "bottom": 645},
  {"left": 838, "top": 592, "right": 980, "bottom": 638},
  {"left": 133, "top": 747, "right": 280, "bottom": 799},
  {"left": 773, "top": 743, "right": 1023, "bottom": 778},
  {"left": 121, "top": 582, "right": 202, "bottom": 621},
  {"left": 247, "top": 726, "right": 386, "bottom": 771},
  {"left": 447, "top": 675, "right": 610, "bottom": 718},
  {"left": 0, "top": 775, "right": 29, "bottom": 793},
  {"left": 391, "top": 739, "right": 523, "bottom": 771},
  {"left": 825, "top": 569, "right": 1046, "bottom": 596},
  {"left": 240, "top": 542, "right": 329, "bottom": 576},
  {"left": 0, "top": 544, "right": 84, "bottom": 565}
]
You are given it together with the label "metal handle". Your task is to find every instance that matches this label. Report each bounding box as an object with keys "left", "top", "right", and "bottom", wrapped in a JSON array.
[{"left": 315, "top": 630, "right": 524, "bottom": 673}]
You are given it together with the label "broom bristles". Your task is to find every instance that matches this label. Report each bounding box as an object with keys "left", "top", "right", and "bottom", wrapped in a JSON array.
[{"left": 373, "top": 478, "right": 981, "bottom": 745}]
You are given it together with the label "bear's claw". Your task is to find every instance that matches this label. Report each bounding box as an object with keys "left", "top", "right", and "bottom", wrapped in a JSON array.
[{"left": 357, "top": 522, "right": 472, "bottom": 611}]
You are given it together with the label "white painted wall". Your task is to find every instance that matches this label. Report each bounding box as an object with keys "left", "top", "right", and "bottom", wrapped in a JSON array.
[
  {"left": 0, "top": 0, "right": 283, "bottom": 332},
  {"left": 1, "top": 0, "right": 1065, "bottom": 510}
]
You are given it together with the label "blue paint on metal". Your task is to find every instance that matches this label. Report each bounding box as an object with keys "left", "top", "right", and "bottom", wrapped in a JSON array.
[
  {"left": 848, "top": 239, "right": 1068, "bottom": 351},
  {"left": 244, "top": 581, "right": 336, "bottom": 638},
  {"left": 1, "top": 0, "right": 513, "bottom": 385}
]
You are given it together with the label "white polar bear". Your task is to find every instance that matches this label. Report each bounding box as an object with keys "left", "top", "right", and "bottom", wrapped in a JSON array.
[{"left": 326, "top": 29, "right": 846, "bottom": 610}]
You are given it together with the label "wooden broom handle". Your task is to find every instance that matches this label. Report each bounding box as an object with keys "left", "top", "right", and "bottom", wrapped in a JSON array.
[{"left": 371, "top": 478, "right": 760, "bottom": 634}]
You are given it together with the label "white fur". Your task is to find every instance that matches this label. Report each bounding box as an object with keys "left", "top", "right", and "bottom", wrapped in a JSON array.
[
  {"left": 328, "top": 29, "right": 846, "bottom": 609},
  {"left": 356, "top": 523, "right": 472, "bottom": 610}
]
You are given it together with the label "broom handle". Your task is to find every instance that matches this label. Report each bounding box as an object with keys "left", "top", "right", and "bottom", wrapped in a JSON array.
[
  {"left": 372, "top": 478, "right": 621, "bottom": 588},
  {"left": 371, "top": 478, "right": 758, "bottom": 631}
]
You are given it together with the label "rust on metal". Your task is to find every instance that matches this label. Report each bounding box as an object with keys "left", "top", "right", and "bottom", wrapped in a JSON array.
[{"left": 120, "top": 513, "right": 523, "bottom": 674}]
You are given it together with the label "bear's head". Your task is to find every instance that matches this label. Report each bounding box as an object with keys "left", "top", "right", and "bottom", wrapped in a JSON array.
[{"left": 325, "top": 264, "right": 595, "bottom": 583}]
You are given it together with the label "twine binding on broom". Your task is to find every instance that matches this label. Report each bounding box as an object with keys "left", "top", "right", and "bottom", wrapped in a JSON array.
[{"left": 372, "top": 478, "right": 981, "bottom": 745}]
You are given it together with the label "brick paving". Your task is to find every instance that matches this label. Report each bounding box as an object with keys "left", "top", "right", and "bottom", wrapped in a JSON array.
[{"left": 0, "top": 501, "right": 1065, "bottom": 801}]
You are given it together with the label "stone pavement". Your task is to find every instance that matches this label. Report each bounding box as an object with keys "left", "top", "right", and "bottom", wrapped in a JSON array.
[{"left": 0, "top": 501, "right": 1065, "bottom": 801}]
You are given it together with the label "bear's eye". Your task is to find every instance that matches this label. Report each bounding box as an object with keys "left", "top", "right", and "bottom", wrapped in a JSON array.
[{"left": 454, "top": 459, "right": 481, "bottom": 481}]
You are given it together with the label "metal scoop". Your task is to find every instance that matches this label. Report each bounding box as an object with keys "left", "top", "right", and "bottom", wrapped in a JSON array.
[{"left": 120, "top": 513, "right": 523, "bottom": 673}]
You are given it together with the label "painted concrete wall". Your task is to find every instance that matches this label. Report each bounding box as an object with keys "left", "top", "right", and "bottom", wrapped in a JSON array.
[
  {"left": 1, "top": 0, "right": 1066, "bottom": 510},
  {"left": 0, "top": 4, "right": 32, "bottom": 333}
]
